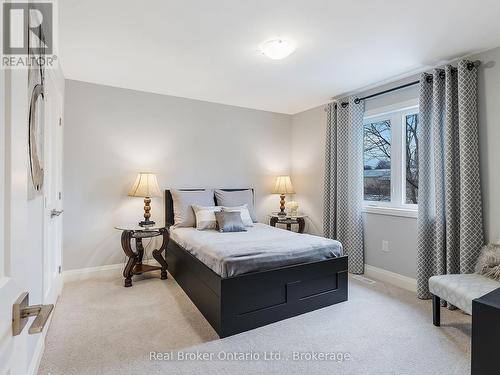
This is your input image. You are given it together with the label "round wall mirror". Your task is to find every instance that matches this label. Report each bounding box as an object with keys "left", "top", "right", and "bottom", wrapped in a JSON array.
[{"left": 29, "top": 84, "right": 45, "bottom": 192}]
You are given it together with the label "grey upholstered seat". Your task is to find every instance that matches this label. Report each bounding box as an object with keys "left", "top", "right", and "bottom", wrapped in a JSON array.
[{"left": 429, "top": 274, "right": 500, "bottom": 315}]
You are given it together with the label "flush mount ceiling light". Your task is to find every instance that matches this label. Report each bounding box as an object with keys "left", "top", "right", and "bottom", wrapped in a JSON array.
[{"left": 260, "top": 39, "right": 296, "bottom": 60}]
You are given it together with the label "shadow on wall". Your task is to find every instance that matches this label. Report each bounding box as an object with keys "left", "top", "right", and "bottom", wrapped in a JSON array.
[{"left": 295, "top": 196, "right": 323, "bottom": 236}]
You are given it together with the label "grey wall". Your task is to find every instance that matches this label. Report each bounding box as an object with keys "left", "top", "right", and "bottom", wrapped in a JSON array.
[
  {"left": 291, "top": 45, "right": 500, "bottom": 279},
  {"left": 290, "top": 106, "right": 327, "bottom": 236},
  {"left": 63, "top": 80, "right": 291, "bottom": 270},
  {"left": 363, "top": 214, "right": 417, "bottom": 278}
]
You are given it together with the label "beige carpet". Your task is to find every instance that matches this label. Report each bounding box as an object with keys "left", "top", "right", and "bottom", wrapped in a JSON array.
[{"left": 38, "top": 271, "right": 471, "bottom": 375}]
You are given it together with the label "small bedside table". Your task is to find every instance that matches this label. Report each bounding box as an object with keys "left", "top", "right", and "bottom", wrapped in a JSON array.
[
  {"left": 269, "top": 213, "right": 307, "bottom": 233},
  {"left": 472, "top": 287, "right": 500, "bottom": 374},
  {"left": 114, "top": 224, "right": 169, "bottom": 287}
]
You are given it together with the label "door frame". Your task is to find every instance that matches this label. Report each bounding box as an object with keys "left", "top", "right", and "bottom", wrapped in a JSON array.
[{"left": 42, "top": 67, "right": 64, "bottom": 305}]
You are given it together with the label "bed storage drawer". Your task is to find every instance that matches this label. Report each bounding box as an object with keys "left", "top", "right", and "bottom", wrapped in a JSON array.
[
  {"left": 230, "top": 285, "right": 287, "bottom": 316},
  {"left": 294, "top": 273, "right": 339, "bottom": 300},
  {"left": 219, "top": 256, "right": 348, "bottom": 337}
]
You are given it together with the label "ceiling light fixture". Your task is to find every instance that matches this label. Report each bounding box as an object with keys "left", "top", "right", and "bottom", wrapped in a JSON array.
[{"left": 260, "top": 39, "right": 296, "bottom": 60}]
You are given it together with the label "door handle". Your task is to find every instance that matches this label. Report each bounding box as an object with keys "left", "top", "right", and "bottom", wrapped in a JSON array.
[
  {"left": 51, "top": 209, "right": 64, "bottom": 218},
  {"left": 12, "top": 292, "right": 54, "bottom": 336}
]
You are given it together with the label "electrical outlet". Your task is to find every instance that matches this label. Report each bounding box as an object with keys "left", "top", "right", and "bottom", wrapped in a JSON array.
[{"left": 382, "top": 240, "right": 390, "bottom": 253}]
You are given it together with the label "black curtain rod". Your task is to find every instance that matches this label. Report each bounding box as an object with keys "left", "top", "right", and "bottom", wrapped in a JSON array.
[{"left": 339, "top": 60, "right": 481, "bottom": 108}]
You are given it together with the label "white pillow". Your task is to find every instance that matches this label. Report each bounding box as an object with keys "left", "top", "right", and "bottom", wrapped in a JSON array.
[
  {"left": 192, "top": 205, "right": 222, "bottom": 230},
  {"left": 221, "top": 204, "right": 254, "bottom": 227},
  {"left": 215, "top": 189, "right": 257, "bottom": 222}
]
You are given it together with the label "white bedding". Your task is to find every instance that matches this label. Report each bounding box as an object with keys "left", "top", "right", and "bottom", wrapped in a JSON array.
[{"left": 170, "top": 223, "right": 343, "bottom": 278}]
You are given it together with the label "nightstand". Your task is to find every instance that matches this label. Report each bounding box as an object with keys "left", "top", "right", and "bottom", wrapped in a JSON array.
[
  {"left": 472, "top": 287, "right": 500, "bottom": 374},
  {"left": 269, "top": 213, "right": 307, "bottom": 233},
  {"left": 114, "top": 224, "right": 169, "bottom": 287}
]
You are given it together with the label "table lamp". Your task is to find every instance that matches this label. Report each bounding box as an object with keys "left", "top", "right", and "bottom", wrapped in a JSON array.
[
  {"left": 128, "top": 172, "right": 162, "bottom": 226},
  {"left": 272, "top": 176, "right": 295, "bottom": 217}
]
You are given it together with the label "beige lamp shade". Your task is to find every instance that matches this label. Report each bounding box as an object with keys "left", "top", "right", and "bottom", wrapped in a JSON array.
[
  {"left": 272, "top": 175, "right": 295, "bottom": 194},
  {"left": 128, "top": 173, "right": 162, "bottom": 198}
]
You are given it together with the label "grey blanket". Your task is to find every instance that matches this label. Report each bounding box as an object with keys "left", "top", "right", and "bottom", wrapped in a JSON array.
[{"left": 170, "top": 223, "right": 343, "bottom": 278}]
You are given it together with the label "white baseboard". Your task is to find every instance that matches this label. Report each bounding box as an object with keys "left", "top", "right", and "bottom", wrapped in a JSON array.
[
  {"left": 62, "top": 259, "right": 162, "bottom": 284},
  {"left": 364, "top": 264, "right": 417, "bottom": 293},
  {"left": 63, "top": 263, "right": 123, "bottom": 283}
]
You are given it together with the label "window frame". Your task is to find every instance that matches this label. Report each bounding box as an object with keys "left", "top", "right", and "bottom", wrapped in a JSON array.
[{"left": 362, "top": 100, "right": 419, "bottom": 217}]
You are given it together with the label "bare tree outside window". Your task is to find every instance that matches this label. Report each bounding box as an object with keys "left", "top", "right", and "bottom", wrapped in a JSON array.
[
  {"left": 363, "top": 120, "right": 391, "bottom": 201},
  {"left": 405, "top": 114, "right": 419, "bottom": 204}
]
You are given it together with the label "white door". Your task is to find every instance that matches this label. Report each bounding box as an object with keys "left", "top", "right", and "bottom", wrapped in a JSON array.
[
  {"left": 0, "top": 66, "right": 43, "bottom": 375},
  {"left": 0, "top": 36, "right": 63, "bottom": 375}
]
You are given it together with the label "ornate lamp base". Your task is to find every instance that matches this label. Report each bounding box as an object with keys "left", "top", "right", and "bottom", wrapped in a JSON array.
[
  {"left": 139, "top": 196, "right": 155, "bottom": 227},
  {"left": 278, "top": 194, "right": 287, "bottom": 217}
]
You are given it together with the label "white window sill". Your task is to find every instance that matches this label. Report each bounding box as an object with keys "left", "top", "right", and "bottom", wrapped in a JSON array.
[{"left": 362, "top": 205, "right": 418, "bottom": 219}]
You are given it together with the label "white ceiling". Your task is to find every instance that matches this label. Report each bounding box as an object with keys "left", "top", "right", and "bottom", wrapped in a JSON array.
[{"left": 59, "top": 0, "right": 500, "bottom": 114}]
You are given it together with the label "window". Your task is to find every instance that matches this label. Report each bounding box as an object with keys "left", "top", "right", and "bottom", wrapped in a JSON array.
[{"left": 363, "top": 106, "right": 419, "bottom": 211}]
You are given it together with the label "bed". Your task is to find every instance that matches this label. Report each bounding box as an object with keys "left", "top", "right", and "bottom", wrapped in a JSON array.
[{"left": 165, "top": 189, "right": 348, "bottom": 338}]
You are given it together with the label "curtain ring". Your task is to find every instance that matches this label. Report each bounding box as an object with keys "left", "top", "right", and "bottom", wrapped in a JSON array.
[{"left": 467, "top": 60, "right": 481, "bottom": 70}]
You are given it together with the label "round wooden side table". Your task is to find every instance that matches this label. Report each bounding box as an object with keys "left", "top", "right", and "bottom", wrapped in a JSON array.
[
  {"left": 114, "top": 224, "right": 169, "bottom": 287},
  {"left": 269, "top": 213, "right": 307, "bottom": 233}
]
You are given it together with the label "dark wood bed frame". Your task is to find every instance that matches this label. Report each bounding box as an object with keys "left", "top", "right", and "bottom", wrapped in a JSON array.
[{"left": 164, "top": 189, "right": 348, "bottom": 338}]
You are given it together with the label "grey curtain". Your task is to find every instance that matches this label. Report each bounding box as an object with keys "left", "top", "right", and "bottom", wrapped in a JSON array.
[
  {"left": 324, "top": 97, "right": 365, "bottom": 274},
  {"left": 417, "top": 60, "right": 484, "bottom": 299}
]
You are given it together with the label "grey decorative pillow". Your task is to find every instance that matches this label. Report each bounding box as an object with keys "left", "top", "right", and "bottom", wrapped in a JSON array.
[
  {"left": 215, "top": 211, "right": 247, "bottom": 233},
  {"left": 475, "top": 243, "right": 500, "bottom": 281},
  {"left": 171, "top": 189, "right": 214, "bottom": 227},
  {"left": 221, "top": 204, "right": 254, "bottom": 227},
  {"left": 215, "top": 189, "right": 257, "bottom": 222}
]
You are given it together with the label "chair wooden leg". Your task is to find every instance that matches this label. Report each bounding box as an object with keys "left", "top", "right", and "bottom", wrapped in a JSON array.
[{"left": 432, "top": 294, "right": 441, "bottom": 327}]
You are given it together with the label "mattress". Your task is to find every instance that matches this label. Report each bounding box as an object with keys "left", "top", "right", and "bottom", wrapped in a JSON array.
[{"left": 169, "top": 223, "right": 343, "bottom": 278}]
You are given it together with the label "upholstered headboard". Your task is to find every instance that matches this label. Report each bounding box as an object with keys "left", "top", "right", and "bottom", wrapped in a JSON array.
[{"left": 164, "top": 188, "right": 254, "bottom": 227}]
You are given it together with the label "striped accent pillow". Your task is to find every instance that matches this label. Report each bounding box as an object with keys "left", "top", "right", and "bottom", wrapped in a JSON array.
[{"left": 192, "top": 205, "right": 222, "bottom": 230}]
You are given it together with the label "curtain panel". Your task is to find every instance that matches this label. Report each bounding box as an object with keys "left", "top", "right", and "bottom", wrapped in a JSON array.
[
  {"left": 324, "top": 97, "right": 365, "bottom": 274},
  {"left": 417, "top": 60, "right": 484, "bottom": 299}
]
